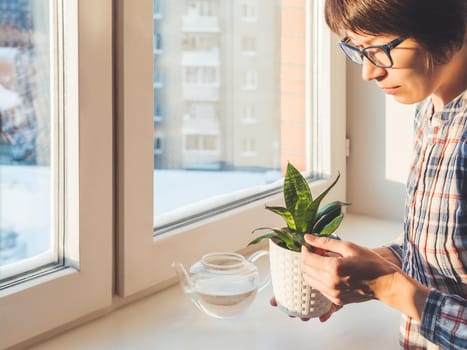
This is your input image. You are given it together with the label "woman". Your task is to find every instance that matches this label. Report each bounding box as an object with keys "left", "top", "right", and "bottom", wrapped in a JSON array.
[{"left": 300, "top": 0, "right": 466, "bottom": 349}]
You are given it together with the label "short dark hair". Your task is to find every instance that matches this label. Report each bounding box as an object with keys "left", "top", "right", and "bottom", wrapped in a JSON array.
[{"left": 324, "top": 0, "right": 466, "bottom": 64}]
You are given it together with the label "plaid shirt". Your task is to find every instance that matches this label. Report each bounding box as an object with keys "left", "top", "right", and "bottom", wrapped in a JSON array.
[{"left": 388, "top": 89, "right": 467, "bottom": 349}]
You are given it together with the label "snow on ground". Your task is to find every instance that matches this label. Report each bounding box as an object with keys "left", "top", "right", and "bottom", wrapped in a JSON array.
[
  {"left": 154, "top": 169, "right": 281, "bottom": 216},
  {"left": 0, "top": 165, "right": 51, "bottom": 264},
  {"left": 1, "top": 165, "right": 281, "bottom": 265}
]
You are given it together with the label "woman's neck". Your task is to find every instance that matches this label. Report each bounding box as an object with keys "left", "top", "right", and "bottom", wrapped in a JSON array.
[{"left": 432, "top": 45, "right": 467, "bottom": 111}]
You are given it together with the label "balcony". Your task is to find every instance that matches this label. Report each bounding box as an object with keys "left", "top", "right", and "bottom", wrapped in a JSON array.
[
  {"left": 182, "top": 85, "right": 219, "bottom": 101},
  {"left": 154, "top": 71, "right": 163, "bottom": 89},
  {"left": 182, "top": 151, "right": 222, "bottom": 170},
  {"left": 153, "top": 33, "right": 162, "bottom": 55},
  {"left": 153, "top": 0, "right": 162, "bottom": 19},
  {"left": 182, "top": 15, "right": 220, "bottom": 33},
  {"left": 182, "top": 49, "right": 219, "bottom": 66}
]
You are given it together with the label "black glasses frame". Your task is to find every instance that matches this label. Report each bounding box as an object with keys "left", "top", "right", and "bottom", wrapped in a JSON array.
[{"left": 338, "top": 37, "right": 405, "bottom": 68}]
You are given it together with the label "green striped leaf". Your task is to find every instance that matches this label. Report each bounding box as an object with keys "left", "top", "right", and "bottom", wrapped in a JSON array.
[
  {"left": 312, "top": 201, "right": 349, "bottom": 233},
  {"left": 249, "top": 227, "right": 300, "bottom": 251},
  {"left": 284, "top": 162, "right": 312, "bottom": 216},
  {"left": 319, "top": 214, "right": 344, "bottom": 236},
  {"left": 265, "top": 206, "right": 296, "bottom": 231}
]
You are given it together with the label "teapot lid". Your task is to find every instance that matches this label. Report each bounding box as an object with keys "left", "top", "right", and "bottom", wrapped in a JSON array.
[{"left": 190, "top": 252, "right": 257, "bottom": 275}]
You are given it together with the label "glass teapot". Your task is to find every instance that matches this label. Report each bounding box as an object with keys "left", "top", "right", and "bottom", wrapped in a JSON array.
[{"left": 172, "top": 251, "right": 270, "bottom": 318}]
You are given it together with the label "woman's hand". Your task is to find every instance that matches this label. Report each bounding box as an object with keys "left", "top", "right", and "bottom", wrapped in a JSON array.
[
  {"left": 316, "top": 303, "right": 342, "bottom": 322},
  {"left": 301, "top": 234, "right": 431, "bottom": 321},
  {"left": 301, "top": 234, "right": 400, "bottom": 307}
]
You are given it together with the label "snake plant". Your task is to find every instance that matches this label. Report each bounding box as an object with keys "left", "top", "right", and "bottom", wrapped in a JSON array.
[{"left": 249, "top": 162, "right": 348, "bottom": 252}]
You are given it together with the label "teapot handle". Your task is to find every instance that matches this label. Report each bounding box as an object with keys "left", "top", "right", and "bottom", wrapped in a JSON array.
[{"left": 247, "top": 250, "right": 270, "bottom": 292}]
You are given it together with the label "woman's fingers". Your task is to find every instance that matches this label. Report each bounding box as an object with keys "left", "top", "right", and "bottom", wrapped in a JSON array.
[
  {"left": 319, "top": 303, "right": 342, "bottom": 322},
  {"left": 301, "top": 239, "right": 396, "bottom": 305},
  {"left": 304, "top": 234, "right": 355, "bottom": 256}
]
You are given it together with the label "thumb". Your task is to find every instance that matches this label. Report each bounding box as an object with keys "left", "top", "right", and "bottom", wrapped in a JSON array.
[{"left": 304, "top": 234, "right": 352, "bottom": 256}]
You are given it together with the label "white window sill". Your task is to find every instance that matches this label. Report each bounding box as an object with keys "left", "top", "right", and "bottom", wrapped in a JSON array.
[{"left": 30, "top": 214, "right": 402, "bottom": 350}]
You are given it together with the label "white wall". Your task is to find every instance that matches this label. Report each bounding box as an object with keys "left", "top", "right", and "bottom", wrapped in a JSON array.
[{"left": 345, "top": 62, "right": 414, "bottom": 221}]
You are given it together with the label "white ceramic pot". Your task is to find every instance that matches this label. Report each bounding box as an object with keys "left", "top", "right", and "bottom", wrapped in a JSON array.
[{"left": 269, "top": 238, "right": 332, "bottom": 318}]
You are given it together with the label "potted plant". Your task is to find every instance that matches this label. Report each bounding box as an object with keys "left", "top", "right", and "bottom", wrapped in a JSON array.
[{"left": 249, "top": 162, "right": 348, "bottom": 318}]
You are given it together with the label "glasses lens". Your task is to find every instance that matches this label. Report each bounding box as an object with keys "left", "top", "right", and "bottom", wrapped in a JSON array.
[
  {"left": 364, "top": 47, "right": 392, "bottom": 68},
  {"left": 339, "top": 43, "right": 363, "bottom": 65}
]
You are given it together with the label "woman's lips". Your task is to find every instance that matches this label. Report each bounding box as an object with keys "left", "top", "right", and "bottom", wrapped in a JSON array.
[{"left": 381, "top": 86, "right": 401, "bottom": 95}]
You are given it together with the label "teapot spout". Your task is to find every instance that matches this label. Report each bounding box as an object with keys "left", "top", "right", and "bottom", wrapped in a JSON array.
[{"left": 172, "top": 261, "right": 194, "bottom": 294}]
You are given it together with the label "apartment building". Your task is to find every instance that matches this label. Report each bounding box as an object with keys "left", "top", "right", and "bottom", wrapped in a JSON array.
[{"left": 154, "top": 0, "right": 280, "bottom": 170}]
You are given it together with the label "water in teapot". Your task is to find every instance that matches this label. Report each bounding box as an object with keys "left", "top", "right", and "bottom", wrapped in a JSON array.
[
  {"left": 191, "top": 276, "right": 258, "bottom": 318},
  {"left": 173, "top": 251, "right": 269, "bottom": 319}
]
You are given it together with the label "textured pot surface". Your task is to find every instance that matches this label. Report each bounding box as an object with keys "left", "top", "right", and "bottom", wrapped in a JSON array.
[{"left": 269, "top": 239, "right": 332, "bottom": 318}]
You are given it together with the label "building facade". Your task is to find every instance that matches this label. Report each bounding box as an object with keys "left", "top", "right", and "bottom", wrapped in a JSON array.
[{"left": 154, "top": 0, "right": 281, "bottom": 170}]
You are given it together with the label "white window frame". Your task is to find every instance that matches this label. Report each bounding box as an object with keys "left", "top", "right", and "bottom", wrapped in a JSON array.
[
  {"left": 0, "top": 0, "right": 113, "bottom": 348},
  {"left": 116, "top": 0, "right": 346, "bottom": 297}
]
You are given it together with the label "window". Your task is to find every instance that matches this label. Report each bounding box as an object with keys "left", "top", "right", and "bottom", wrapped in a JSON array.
[
  {"left": 242, "top": 36, "right": 257, "bottom": 55},
  {"left": 0, "top": 0, "right": 113, "bottom": 348},
  {"left": 241, "top": 1, "right": 257, "bottom": 22},
  {"left": 242, "top": 103, "right": 256, "bottom": 123},
  {"left": 154, "top": 66, "right": 163, "bottom": 87},
  {"left": 154, "top": 98, "right": 163, "bottom": 122},
  {"left": 154, "top": 0, "right": 162, "bottom": 18},
  {"left": 242, "top": 70, "right": 258, "bottom": 90},
  {"left": 154, "top": 32, "right": 162, "bottom": 53},
  {"left": 154, "top": 135, "right": 163, "bottom": 154},
  {"left": 187, "top": 0, "right": 217, "bottom": 17},
  {"left": 0, "top": 2, "right": 54, "bottom": 279},
  {"left": 184, "top": 134, "right": 219, "bottom": 152},
  {"left": 242, "top": 137, "right": 257, "bottom": 156},
  {"left": 117, "top": 0, "right": 346, "bottom": 298},
  {"left": 0, "top": 0, "right": 57, "bottom": 283},
  {"left": 183, "top": 34, "right": 218, "bottom": 51},
  {"left": 183, "top": 66, "right": 219, "bottom": 85},
  {"left": 2, "top": 0, "right": 346, "bottom": 347}
]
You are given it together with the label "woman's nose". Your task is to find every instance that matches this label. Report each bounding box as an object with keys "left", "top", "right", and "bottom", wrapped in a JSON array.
[{"left": 361, "top": 58, "right": 387, "bottom": 81}]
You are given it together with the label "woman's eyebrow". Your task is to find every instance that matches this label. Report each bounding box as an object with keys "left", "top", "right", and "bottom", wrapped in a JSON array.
[
  {"left": 346, "top": 33, "right": 385, "bottom": 48},
  {"left": 345, "top": 35, "right": 365, "bottom": 47},
  {"left": 346, "top": 38, "right": 364, "bottom": 48}
]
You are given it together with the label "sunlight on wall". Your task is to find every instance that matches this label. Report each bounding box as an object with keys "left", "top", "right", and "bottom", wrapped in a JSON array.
[{"left": 385, "top": 96, "right": 414, "bottom": 184}]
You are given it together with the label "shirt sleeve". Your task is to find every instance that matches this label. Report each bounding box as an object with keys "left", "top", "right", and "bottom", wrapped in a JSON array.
[
  {"left": 384, "top": 233, "right": 404, "bottom": 264},
  {"left": 420, "top": 289, "right": 467, "bottom": 350}
]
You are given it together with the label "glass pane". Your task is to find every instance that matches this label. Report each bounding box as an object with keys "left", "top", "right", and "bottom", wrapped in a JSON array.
[
  {"left": 0, "top": 0, "right": 57, "bottom": 281},
  {"left": 154, "top": 0, "right": 308, "bottom": 228}
]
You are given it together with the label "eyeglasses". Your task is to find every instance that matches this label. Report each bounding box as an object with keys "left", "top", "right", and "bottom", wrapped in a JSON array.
[{"left": 338, "top": 37, "right": 405, "bottom": 68}]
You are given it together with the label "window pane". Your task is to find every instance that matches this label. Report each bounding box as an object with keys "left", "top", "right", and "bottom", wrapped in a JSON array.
[
  {"left": 0, "top": 0, "right": 58, "bottom": 282},
  {"left": 154, "top": 0, "right": 307, "bottom": 229}
]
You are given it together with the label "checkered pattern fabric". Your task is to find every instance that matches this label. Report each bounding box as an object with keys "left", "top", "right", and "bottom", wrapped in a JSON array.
[{"left": 387, "top": 89, "right": 467, "bottom": 349}]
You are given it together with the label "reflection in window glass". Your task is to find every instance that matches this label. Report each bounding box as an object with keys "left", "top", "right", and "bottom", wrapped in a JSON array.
[
  {"left": 0, "top": 1, "right": 56, "bottom": 281},
  {"left": 154, "top": 0, "right": 283, "bottom": 226}
]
